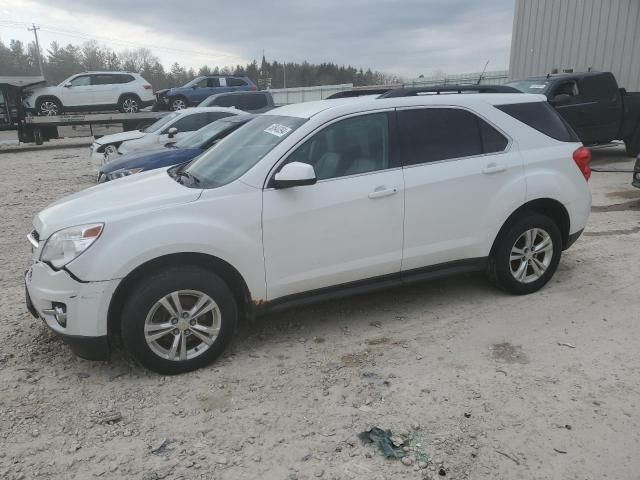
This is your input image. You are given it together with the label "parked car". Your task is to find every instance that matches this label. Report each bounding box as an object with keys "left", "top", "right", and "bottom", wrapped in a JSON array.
[
  {"left": 97, "top": 114, "right": 255, "bottom": 182},
  {"left": 89, "top": 107, "right": 239, "bottom": 164},
  {"left": 198, "top": 91, "right": 275, "bottom": 113},
  {"left": 154, "top": 76, "right": 257, "bottom": 111},
  {"left": 507, "top": 71, "right": 640, "bottom": 156},
  {"left": 23, "top": 71, "right": 155, "bottom": 116},
  {"left": 26, "top": 92, "right": 591, "bottom": 374}
]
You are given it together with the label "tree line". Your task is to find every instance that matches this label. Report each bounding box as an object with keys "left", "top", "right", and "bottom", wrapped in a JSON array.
[{"left": 0, "top": 38, "right": 401, "bottom": 90}]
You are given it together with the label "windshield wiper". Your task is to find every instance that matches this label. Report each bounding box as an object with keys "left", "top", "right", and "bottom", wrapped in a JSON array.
[{"left": 175, "top": 170, "right": 200, "bottom": 185}]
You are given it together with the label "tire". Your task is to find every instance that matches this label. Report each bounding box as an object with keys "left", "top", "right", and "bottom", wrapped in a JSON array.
[
  {"left": 624, "top": 125, "right": 640, "bottom": 157},
  {"left": 490, "top": 213, "right": 562, "bottom": 295},
  {"left": 118, "top": 94, "right": 140, "bottom": 113},
  {"left": 36, "top": 97, "right": 62, "bottom": 116},
  {"left": 33, "top": 127, "right": 44, "bottom": 145},
  {"left": 120, "top": 266, "right": 238, "bottom": 374},
  {"left": 170, "top": 96, "right": 188, "bottom": 111}
]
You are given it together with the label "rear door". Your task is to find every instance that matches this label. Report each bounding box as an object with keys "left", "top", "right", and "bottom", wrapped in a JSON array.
[
  {"left": 578, "top": 73, "right": 620, "bottom": 142},
  {"left": 398, "top": 107, "right": 525, "bottom": 271},
  {"left": 90, "top": 74, "right": 118, "bottom": 106}
]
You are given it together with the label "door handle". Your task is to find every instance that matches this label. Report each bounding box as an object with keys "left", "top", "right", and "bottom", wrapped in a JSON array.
[
  {"left": 482, "top": 163, "right": 506, "bottom": 174},
  {"left": 368, "top": 187, "right": 398, "bottom": 199}
]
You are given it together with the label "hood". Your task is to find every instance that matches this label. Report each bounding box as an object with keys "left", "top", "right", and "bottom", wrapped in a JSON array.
[
  {"left": 23, "top": 85, "right": 57, "bottom": 101},
  {"left": 94, "top": 130, "right": 146, "bottom": 146},
  {"left": 34, "top": 169, "right": 201, "bottom": 238},
  {"left": 100, "top": 147, "right": 202, "bottom": 174}
]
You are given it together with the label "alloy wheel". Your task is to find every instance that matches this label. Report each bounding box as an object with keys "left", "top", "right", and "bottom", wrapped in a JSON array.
[
  {"left": 172, "top": 99, "right": 186, "bottom": 110},
  {"left": 144, "top": 290, "right": 221, "bottom": 362},
  {"left": 509, "top": 228, "right": 553, "bottom": 283},
  {"left": 122, "top": 98, "right": 139, "bottom": 113},
  {"left": 39, "top": 101, "right": 59, "bottom": 116}
]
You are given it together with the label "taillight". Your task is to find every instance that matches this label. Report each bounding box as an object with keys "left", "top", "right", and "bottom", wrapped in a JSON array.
[
  {"left": 251, "top": 84, "right": 257, "bottom": 91},
  {"left": 143, "top": 84, "right": 152, "bottom": 89},
  {"left": 573, "top": 147, "right": 591, "bottom": 181}
]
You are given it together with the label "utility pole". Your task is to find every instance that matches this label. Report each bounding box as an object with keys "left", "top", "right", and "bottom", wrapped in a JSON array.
[
  {"left": 283, "top": 62, "right": 286, "bottom": 89},
  {"left": 27, "top": 23, "right": 44, "bottom": 77}
]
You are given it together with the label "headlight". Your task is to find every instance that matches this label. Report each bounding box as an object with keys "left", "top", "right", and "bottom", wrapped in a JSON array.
[
  {"left": 40, "top": 223, "right": 104, "bottom": 269},
  {"left": 107, "top": 167, "right": 143, "bottom": 180}
]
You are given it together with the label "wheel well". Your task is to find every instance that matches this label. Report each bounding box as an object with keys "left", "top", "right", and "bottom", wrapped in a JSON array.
[
  {"left": 490, "top": 198, "right": 570, "bottom": 255},
  {"left": 36, "top": 95, "right": 62, "bottom": 106},
  {"left": 107, "top": 253, "right": 251, "bottom": 338},
  {"left": 118, "top": 93, "right": 141, "bottom": 103}
]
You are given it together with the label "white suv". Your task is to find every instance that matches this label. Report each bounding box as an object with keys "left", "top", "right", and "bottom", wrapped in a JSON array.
[
  {"left": 23, "top": 71, "right": 155, "bottom": 116},
  {"left": 25, "top": 92, "right": 592, "bottom": 374}
]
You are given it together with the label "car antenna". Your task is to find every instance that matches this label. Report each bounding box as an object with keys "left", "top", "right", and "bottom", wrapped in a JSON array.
[{"left": 477, "top": 60, "right": 489, "bottom": 85}]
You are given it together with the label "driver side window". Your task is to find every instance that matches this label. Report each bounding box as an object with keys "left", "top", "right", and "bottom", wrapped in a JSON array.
[
  {"left": 287, "top": 113, "right": 391, "bottom": 180},
  {"left": 70, "top": 76, "right": 90, "bottom": 87}
]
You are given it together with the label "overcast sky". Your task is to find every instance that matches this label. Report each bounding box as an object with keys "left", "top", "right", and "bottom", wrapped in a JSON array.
[{"left": 1, "top": 0, "right": 514, "bottom": 78}]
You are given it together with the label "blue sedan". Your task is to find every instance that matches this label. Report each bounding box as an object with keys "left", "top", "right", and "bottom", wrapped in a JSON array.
[{"left": 97, "top": 114, "right": 255, "bottom": 182}]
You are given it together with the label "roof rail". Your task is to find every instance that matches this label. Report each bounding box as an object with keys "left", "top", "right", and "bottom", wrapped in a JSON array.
[{"left": 379, "top": 84, "right": 520, "bottom": 98}]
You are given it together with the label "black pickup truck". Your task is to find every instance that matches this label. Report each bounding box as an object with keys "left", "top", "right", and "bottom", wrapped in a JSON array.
[{"left": 507, "top": 72, "right": 640, "bottom": 156}]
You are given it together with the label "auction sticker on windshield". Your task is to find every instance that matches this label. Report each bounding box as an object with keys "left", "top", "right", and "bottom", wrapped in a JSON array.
[{"left": 264, "top": 124, "right": 292, "bottom": 137}]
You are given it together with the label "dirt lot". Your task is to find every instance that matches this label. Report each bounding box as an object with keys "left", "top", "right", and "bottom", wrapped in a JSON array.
[{"left": 1, "top": 134, "right": 639, "bottom": 480}]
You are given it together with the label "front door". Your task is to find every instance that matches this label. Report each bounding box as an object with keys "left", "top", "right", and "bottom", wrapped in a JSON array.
[
  {"left": 61, "top": 75, "right": 94, "bottom": 107},
  {"left": 262, "top": 112, "right": 405, "bottom": 300}
]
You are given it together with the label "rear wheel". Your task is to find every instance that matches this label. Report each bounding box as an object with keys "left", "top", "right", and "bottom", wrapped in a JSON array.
[
  {"left": 36, "top": 97, "right": 62, "bottom": 116},
  {"left": 120, "top": 266, "right": 238, "bottom": 374},
  {"left": 118, "top": 94, "right": 140, "bottom": 113},
  {"left": 490, "top": 213, "right": 562, "bottom": 295},
  {"left": 624, "top": 125, "right": 640, "bottom": 157}
]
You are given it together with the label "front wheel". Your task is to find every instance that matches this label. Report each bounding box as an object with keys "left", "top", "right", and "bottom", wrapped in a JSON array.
[
  {"left": 170, "top": 96, "right": 188, "bottom": 111},
  {"left": 120, "top": 266, "right": 238, "bottom": 374},
  {"left": 36, "top": 97, "right": 62, "bottom": 116},
  {"left": 490, "top": 213, "right": 562, "bottom": 295}
]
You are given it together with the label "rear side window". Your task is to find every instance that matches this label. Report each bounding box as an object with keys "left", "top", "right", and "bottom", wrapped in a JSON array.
[
  {"left": 206, "top": 111, "right": 234, "bottom": 122},
  {"left": 496, "top": 102, "right": 580, "bottom": 142},
  {"left": 212, "top": 96, "right": 237, "bottom": 108},
  {"left": 227, "top": 77, "right": 247, "bottom": 87},
  {"left": 398, "top": 108, "right": 507, "bottom": 165},
  {"left": 207, "top": 77, "right": 221, "bottom": 87},
  {"left": 168, "top": 112, "right": 210, "bottom": 132},
  {"left": 580, "top": 74, "right": 617, "bottom": 101},
  {"left": 242, "top": 93, "right": 268, "bottom": 110},
  {"left": 91, "top": 75, "right": 115, "bottom": 85}
]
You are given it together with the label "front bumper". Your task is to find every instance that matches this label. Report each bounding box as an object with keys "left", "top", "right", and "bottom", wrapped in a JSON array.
[{"left": 25, "top": 262, "right": 119, "bottom": 360}]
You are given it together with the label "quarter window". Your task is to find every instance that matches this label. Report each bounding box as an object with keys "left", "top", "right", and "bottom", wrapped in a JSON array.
[{"left": 287, "top": 112, "right": 390, "bottom": 180}]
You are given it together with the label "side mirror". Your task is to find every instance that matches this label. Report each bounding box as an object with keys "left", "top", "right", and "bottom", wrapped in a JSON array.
[
  {"left": 273, "top": 162, "right": 317, "bottom": 189},
  {"left": 167, "top": 127, "right": 178, "bottom": 138},
  {"left": 64, "top": 83, "right": 72, "bottom": 88},
  {"left": 550, "top": 93, "right": 571, "bottom": 106}
]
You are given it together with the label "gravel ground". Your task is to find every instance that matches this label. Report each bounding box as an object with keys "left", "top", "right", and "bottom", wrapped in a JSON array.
[{"left": 1, "top": 135, "right": 639, "bottom": 480}]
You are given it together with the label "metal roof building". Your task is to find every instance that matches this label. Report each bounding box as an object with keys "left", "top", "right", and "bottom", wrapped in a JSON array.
[{"left": 509, "top": 0, "right": 640, "bottom": 90}]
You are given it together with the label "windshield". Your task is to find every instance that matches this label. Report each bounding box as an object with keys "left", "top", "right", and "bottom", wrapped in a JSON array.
[
  {"left": 143, "top": 112, "right": 180, "bottom": 133},
  {"left": 506, "top": 80, "right": 550, "bottom": 93},
  {"left": 184, "top": 115, "right": 306, "bottom": 188},
  {"left": 175, "top": 119, "right": 240, "bottom": 149}
]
